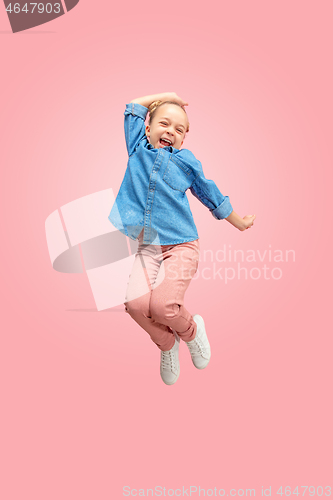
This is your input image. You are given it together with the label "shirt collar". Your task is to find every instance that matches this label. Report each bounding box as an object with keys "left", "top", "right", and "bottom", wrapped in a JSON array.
[{"left": 147, "top": 143, "right": 179, "bottom": 153}]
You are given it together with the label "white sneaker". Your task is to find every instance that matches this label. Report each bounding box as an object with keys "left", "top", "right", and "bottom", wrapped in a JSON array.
[
  {"left": 160, "top": 332, "right": 180, "bottom": 385},
  {"left": 185, "top": 315, "right": 211, "bottom": 369}
]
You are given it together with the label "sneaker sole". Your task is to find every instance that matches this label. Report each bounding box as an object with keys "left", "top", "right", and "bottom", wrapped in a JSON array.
[
  {"left": 161, "top": 369, "right": 180, "bottom": 385},
  {"left": 192, "top": 315, "right": 211, "bottom": 369}
]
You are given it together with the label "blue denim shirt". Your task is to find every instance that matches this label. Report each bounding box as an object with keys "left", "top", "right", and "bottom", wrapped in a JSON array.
[{"left": 108, "top": 103, "right": 233, "bottom": 245}]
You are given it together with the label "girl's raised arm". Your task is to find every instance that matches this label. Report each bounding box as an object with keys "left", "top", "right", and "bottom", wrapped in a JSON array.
[{"left": 130, "top": 92, "right": 188, "bottom": 108}]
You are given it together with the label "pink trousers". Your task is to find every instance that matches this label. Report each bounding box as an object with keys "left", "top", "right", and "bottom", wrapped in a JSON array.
[{"left": 124, "top": 230, "right": 200, "bottom": 351}]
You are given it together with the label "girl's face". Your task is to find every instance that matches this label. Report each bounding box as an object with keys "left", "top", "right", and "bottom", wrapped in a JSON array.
[{"left": 145, "top": 104, "right": 188, "bottom": 150}]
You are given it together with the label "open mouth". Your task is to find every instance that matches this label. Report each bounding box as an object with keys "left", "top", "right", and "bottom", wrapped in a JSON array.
[{"left": 159, "top": 138, "right": 172, "bottom": 147}]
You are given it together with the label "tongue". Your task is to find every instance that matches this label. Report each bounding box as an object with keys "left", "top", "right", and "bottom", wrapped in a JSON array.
[{"left": 160, "top": 139, "right": 170, "bottom": 146}]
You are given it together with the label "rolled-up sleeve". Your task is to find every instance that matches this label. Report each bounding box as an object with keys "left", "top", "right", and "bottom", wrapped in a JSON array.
[
  {"left": 189, "top": 162, "right": 233, "bottom": 220},
  {"left": 124, "top": 103, "right": 149, "bottom": 156}
]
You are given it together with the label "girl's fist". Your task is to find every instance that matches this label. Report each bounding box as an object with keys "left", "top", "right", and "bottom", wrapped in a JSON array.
[{"left": 242, "top": 214, "right": 256, "bottom": 230}]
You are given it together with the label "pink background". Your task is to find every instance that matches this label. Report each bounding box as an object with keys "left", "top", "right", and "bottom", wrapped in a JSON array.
[{"left": 1, "top": 1, "right": 332, "bottom": 498}]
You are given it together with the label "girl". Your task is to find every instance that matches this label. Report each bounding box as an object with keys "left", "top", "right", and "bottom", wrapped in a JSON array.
[{"left": 108, "top": 92, "right": 256, "bottom": 385}]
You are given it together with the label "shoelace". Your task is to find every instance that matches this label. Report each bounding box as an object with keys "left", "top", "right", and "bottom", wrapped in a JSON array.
[
  {"left": 187, "top": 337, "right": 206, "bottom": 356},
  {"left": 161, "top": 349, "right": 176, "bottom": 371}
]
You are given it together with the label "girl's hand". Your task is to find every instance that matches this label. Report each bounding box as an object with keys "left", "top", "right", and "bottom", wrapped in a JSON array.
[
  {"left": 241, "top": 214, "right": 256, "bottom": 230},
  {"left": 166, "top": 92, "right": 189, "bottom": 107}
]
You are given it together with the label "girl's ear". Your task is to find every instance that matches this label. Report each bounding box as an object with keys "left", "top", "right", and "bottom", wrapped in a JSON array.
[{"left": 145, "top": 125, "right": 150, "bottom": 138}]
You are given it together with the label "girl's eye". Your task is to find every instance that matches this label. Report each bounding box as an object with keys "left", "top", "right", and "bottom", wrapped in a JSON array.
[
  {"left": 161, "top": 122, "right": 167, "bottom": 125},
  {"left": 177, "top": 129, "right": 183, "bottom": 133}
]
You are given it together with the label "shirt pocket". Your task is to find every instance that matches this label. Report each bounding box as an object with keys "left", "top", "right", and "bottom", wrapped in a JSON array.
[{"left": 162, "top": 156, "right": 196, "bottom": 193}]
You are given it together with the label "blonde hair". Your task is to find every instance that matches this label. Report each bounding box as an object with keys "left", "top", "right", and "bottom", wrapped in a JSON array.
[{"left": 148, "top": 101, "right": 190, "bottom": 133}]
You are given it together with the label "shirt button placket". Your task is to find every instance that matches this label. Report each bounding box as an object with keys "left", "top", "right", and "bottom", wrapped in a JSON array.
[{"left": 144, "top": 150, "right": 163, "bottom": 243}]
